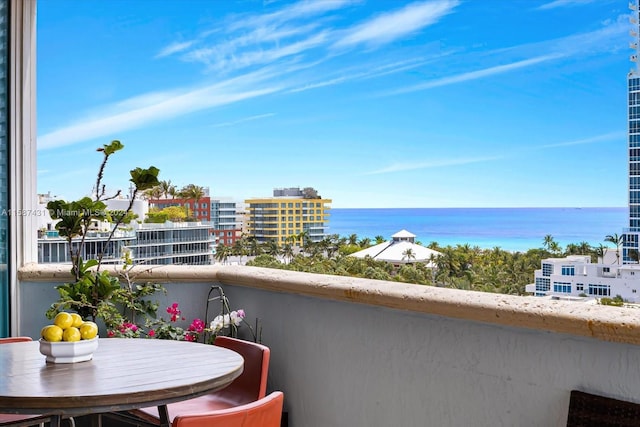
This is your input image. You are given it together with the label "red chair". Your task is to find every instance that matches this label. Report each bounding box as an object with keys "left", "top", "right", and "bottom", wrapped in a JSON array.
[
  {"left": 130, "top": 336, "right": 270, "bottom": 425},
  {"left": 172, "top": 391, "right": 283, "bottom": 427},
  {"left": 0, "top": 337, "right": 51, "bottom": 427}
]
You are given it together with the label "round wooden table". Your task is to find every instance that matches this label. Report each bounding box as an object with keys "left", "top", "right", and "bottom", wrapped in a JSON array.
[{"left": 0, "top": 338, "right": 244, "bottom": 427}]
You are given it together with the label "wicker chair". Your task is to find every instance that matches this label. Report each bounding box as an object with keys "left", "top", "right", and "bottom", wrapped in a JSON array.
[{"left": 566, "top": 390, "right": 640, "bottom": 427}]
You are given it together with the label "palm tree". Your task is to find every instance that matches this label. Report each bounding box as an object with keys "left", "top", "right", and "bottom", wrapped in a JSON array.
[
  {"left": 402, "top": 248, "right": 416, "bottom": 263},
  {"left": 593, "top": 244, "right": 607, "bottom": 263},
  {"left": 214, "top": 244, "right": 231, "bottom": 265},
  {"left": 281, "top": 243, "right": 294, "bottom": 264},
  {"left": 158, "top": 180, "right": 175, "bottom": 198},
  {"left": 605, "top": 233, "right": 623, "bottom": 265},
  {"left": 263, "top": 240, "right": 280, "bottom": 257},
  {"left": 179, "top": 184, "right": 205, "bottom": 218},
  {"left": 359, "top": 237, "right": 371, "bottom": 248},
  {"left": 542, "top": 234, "right": 555, "bottom": 252},
  {"left": 374, "top": 235, "right": 385, "bottom": 245}
]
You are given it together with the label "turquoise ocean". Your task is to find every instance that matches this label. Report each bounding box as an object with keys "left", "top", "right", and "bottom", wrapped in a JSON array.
[{"left": 328, "top": 208, "right": 628, "bottom": 252}]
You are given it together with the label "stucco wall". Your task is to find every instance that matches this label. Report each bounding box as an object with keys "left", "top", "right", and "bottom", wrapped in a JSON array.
[{"left": 17, "top": 265, "right": 640, "bottom": 427}]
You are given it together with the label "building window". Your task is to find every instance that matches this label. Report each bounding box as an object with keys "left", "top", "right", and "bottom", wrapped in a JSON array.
[
  {"left": 603, "top": 267, "right": 610, "bottom": 273},
  {"left": 535, "top": 278, "right": 550, "bottom": 293},
  {"left": 553, "top": 282, "right": 571, "bottom": 293},
  {"left": 542, "top": 263, "right": 553, "bottom": 277},
  {"left": 561, "top": 265, "right": 575, "bottom": 276},
  {"left": 588, "top": 284, "right": 611, "bottom": 297},
  {"left": 576, "top": 283, "right": 584, "bottom": 291}
]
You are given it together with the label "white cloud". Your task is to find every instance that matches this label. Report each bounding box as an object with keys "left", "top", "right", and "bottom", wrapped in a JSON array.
[
  {"left": 210, "top": 113, "right": 276, "bottom": 128},
  {"left": 334, "top": 0, "right": 460, "bottom": 48},
  {"left": 537, "top": 0, "right": 596, "bottom": 11},
  {"left": 155, "top": 40, "right": 196, "bottom": 59},
  {"left": 387, "top": 53, "right": 563, "bottom": 95},
  {"left": 38, "top": 82, "right": 282, "bottom": 150},
  {"left": 364, "top": 155, "right": 502, "bottom": 175},
  {"left": 539, "top": 131, "right": 625, "bottom": 148}
]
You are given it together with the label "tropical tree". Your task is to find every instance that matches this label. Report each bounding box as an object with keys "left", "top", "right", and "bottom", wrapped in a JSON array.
[
  {"left": 179, "top": 184, "right": 206, "bottom": 218},
  {"left": 542, "top": 234, "right": 555, "bottom": 252},
  {"left": 605, "top": 233, "right": 623, "bottom": 265},
  {"left": 358, "top": 237, "right": 372, "bottom": 249},
  {"left": 158, "top": 180, "right": 175, "bottom": 198},
  {"left": 281, "top": 243, "right": 294, "bottom": 264},
  {"left": 402, "top": 248, "right": 416, "bottom": 263},
  {"left": 263, "top": 240, "right": 280, "bottom": 257},
  {"left": 374, "top": 235, "right": 386, "bottom": 244},
  {"left": 214, "top": 244, "right": 231, "bottom": 265}
]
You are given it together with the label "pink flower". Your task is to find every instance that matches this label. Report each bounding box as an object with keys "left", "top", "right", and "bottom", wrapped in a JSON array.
[
  {"left": 107, "top": 330, "right": 115, "bottom": 337},
  {"left": 167, "top": 302, "right": 181, "bottom": 322},
  {"left": 184, "top": 333, "right": 197, "bottom": 342},
  {"left": 148, "top": 330, "right": 155, "bottom": 337},
  {"left": 188, "top": 318, "right": 205, "bottom": 333},
  {"left": 237, "top": 309, "right": 245, "bottom": 318}
]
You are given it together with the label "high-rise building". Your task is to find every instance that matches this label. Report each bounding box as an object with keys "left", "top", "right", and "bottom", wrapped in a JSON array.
[
  {"left": 625, "top": 2, "right": 640, "bottom": 263},
  {"left": 210, "top": 197, "right": 244, "bottom": 246},
  {"left": 245, "top": 187, "right": 331, "bottom": 244}
]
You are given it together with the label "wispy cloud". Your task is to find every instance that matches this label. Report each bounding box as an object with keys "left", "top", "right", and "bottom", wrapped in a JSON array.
[
  {"left": 38, "top": 81, "right": 282, "bottom": 150},
  {"left": 386, "top": 53, "right": 563, "bottom": 95},
  {"left": 334, "top": 0, "right": 460, "bottom": 48},
  {"left": 363, "top": 155, "right": 503, "bottom": 175},
  {"left": 210, "top": 113, "right": 276, "bottom": 128},
  {"left": 538, "top": 131, "right": 625, "bottom": 149},
  {"left": 155, "top": 40, "right": 195, "bottom": 59},
  {"left": 288, "top": 56, "right": 436, "bottom": 93},
  {"left": 537, "top": 0, "right": 597, "bottom": 11}
]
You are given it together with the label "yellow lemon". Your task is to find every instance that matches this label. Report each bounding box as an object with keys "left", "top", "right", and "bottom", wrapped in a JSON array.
[
  {"left": 62, "top": 327, "right": 81, "bottom": 342},
  {"left": 53, "top": 312, "right": 74, "bottom": 330},
  {"left": 42, "top": 325, "right": 63, "bottom": 342},
  {"left": 79, "top": 321, "right": 98, "bottom": 340},
  {"left": 70, "top": 313, "right": 84, "bottom": 328}
]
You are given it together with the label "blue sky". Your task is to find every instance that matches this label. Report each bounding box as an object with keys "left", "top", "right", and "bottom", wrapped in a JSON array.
[{"left": 37, "top": 0, "right": 631, "bottom": 208}]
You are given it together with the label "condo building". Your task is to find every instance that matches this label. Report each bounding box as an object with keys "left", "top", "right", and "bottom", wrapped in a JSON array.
[
  {"left": 210, "top": 197, "right": 244, "bottom": 246},
  {"left": 626, "top": 3, "right": 640, "bottom": 263},
  {"left": 527, "top": 254, "right": 640, "bottom": 303},
  {"left": 245, "top": 187, "right": 331, "bottom": 244},
  {"left": 528, "top": 5, "right": 640, "bottom": 301}
]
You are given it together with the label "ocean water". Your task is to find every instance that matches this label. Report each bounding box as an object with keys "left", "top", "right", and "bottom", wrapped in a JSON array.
[{"left": 328, "top": 208, "right": 628, "bottom": 252}]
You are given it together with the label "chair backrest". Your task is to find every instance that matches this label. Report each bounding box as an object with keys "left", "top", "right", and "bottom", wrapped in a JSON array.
[
  {"left": 566, "top": 390, "right": 640, "bottom": 426},
  {"left": 213, "top": 336, "right": 270, "bottom": 404},
  {"left": 0, "top": 337, "right": 32, "bottom": 344},
  {"left": 172, "top": 391, "right": 283, "bottom": 427}
]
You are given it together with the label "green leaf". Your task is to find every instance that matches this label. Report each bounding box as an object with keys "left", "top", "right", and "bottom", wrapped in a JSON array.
[
  {"left": 130, "top": 166, "right": 160, "bottom": 191},
  {"left": 102, "top": 140, "right": 124, "bottom": 155}
]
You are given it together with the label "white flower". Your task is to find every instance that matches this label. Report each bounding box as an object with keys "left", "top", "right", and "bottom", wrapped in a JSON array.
[
  {"left": 210, "top": 315, "right": 224, "bottom": 333},
  {"left": 230, "top": 311, "right": 242, "bottom": 327}
]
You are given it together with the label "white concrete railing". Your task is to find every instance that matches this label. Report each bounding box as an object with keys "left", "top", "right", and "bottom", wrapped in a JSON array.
[{"left": 18, "top": 264, "right": 640, "bottom": 427}]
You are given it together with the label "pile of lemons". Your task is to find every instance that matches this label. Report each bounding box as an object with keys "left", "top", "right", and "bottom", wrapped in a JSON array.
[{"left": 41, "top": 312, "right": 99, "bottom": 342}]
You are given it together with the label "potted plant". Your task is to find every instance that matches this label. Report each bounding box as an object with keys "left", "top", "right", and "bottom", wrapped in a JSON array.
[{"left": 45, "top": 140, "right": 164, "bottom": 330}]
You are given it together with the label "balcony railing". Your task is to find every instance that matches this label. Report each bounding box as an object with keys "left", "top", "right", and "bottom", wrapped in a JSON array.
[{"left": 16, "top": 264, "right": 640, "bottom": 426}]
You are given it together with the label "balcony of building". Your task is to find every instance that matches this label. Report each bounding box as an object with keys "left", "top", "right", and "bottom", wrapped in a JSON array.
[{"left": 15, "top": 263, "right": 640, "bottom": 427}]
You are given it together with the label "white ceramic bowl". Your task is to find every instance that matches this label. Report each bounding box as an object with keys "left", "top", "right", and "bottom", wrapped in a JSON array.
[{"left": 39, "top": 337, "right": 99, "bottom": 364}]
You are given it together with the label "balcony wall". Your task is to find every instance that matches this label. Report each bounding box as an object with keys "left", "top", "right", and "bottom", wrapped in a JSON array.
[{"left": 17, "top": 264, "right": 640, "bottom": 427}]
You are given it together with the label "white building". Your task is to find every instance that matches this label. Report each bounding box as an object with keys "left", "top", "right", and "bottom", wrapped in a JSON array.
[
  {"left": 526, "top": 255, "right": 640, "bottom": 302},
  {"left": 350, "top": 230, "right": 441, "bottom": 267}
]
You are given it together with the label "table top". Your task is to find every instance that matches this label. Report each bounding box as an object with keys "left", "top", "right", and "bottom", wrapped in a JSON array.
[{"left": 0, "top": 338, "right": 244, "bottom": 416}]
